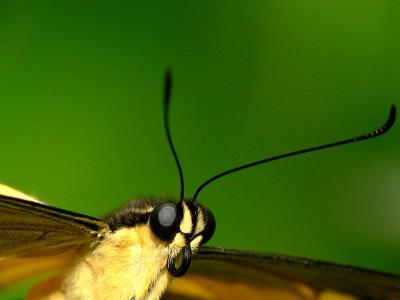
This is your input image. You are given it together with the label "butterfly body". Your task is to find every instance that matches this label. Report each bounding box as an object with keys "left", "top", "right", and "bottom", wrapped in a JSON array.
[
  {"left": 54, "top": 226, "right": 169, "bottom": 300},
  {"left": 0, "top": 183, "right": 214, "bottom": 300}
]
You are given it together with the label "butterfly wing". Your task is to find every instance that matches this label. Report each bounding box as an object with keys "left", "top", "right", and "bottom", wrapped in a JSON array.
[
  {"left": 0, "top": 194, "right": 106, "bottom": 257},
  {"left": 165, "top": 247, "right": 400, "bottom": 300},
  {"left": 0, "top": 184, "right": 109, "bottom": 288}
]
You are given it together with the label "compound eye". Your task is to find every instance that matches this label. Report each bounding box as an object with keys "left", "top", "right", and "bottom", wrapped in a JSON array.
[
  {"left": 150, "top": 202, "right": 180, "bottom": 241},
  {"left": 200, "top": 207, "right": 216, "bottom": 245}
]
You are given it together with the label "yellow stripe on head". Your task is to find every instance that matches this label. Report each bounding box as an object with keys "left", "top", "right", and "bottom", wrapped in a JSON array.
[{"left": 179, "top": 202, "right": 193, "bottom": 234}]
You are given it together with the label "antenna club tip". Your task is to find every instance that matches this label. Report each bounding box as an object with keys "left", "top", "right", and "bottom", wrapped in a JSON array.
[
  {"left": 387, "top": 104, "right": 397, "bottom": 128},
  {"left": 390, "top": 104, "right": 397, "bottom": 116},
  {"left": 164, "top": 69, "right": 173, "bottom": 105},
  {"left": 165, "top": 68, "right": 172, "bottom": 78},
  {"left": 165, "top": 70, "right": 172, "bottom": 86}
]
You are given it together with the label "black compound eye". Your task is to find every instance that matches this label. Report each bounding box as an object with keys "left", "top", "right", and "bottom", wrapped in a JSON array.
[
  {"left": 200, "top": 207, "right": 216, "bottom": 245},
  {"left": 150, "top": 202, "right": 180, "bottom": 241}
]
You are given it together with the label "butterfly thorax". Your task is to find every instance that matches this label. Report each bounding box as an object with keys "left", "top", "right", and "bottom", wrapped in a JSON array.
[{"left": 28, "top": 198, "right": 215, "bottom": 300}]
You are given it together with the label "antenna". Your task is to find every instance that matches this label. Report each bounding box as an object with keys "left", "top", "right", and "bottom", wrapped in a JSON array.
[
  {"left": 163, "top": 70, "right": 185, "bottom": 202},
  {"left": 192, "top": 105, "right": 397, "bottom": 202}
]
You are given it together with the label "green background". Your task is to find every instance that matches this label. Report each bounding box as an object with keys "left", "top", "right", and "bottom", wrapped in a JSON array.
[{"left": 1, "top": 1, "right": 400, "bottom": 298}]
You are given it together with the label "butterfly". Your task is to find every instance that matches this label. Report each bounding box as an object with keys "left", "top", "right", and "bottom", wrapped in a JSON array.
[{"left": 0, "top": 70, "right": 399, "bottom": 300}]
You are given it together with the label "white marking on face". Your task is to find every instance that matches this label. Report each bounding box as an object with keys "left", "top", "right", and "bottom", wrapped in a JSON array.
[
  {"left": 193, "top": 207, "right": 206, "bottom": 236},
  {"left": 190, "top": 235, "right": 203, "bottom": 251},
  {"left": 170, "top": 232, "right": 186, "bottom": 256},
  {"left": 179, "top": 202, "right": 193, "bottom": 234}
]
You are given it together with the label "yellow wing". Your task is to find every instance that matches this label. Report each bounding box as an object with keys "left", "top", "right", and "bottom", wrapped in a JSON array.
[
  {"left": 165, "top": 247, "right": 400, "bottom": 300},
  {"left": 0, "top": 184, "right": 108, "bottom": 288}
]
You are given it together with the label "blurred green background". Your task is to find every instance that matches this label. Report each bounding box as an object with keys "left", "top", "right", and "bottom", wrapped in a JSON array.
[{"left": 1, "top": 1, "right": 400, "bottom": 298}]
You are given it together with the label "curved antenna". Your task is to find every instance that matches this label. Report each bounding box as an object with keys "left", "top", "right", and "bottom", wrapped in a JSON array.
[
  {"left": 192, "top": 105, "right": 397, "bottom": 202},
  {"left": 164, "top": 69, "right": 185, "bottom": 202}
]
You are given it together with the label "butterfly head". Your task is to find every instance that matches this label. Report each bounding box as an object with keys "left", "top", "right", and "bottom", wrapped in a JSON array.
[
  {"left": 161, "top": 69, "right": 397, "bottom": 279},
  {"left": 149, "top": 199, "right": 215, "bottom": 277}
]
